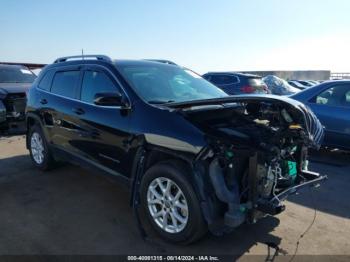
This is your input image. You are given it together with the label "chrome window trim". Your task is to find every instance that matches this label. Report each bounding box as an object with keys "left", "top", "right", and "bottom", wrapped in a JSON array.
[{"left": 37, "top": 88, "right": 127, "bottom": 110}]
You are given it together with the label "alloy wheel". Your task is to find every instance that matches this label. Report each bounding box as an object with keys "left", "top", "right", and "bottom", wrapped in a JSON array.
[
  {"left": 30, "top": 132, "right": 45, "bottom": 165},
  {"left": 147, "top": 177, "right": 189, "bottom": 233}
]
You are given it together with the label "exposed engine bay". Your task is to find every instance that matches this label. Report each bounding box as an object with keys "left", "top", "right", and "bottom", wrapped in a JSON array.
[{"left": 170, "top": 95, "right": 326, "bottom": 232}]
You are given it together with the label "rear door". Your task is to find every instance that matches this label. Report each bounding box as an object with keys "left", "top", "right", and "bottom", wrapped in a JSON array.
[
  {"left": 46, "top": 66, "right": 83, "bottom": 154},
  {"left": 307, "top": 83, "right": 350, "bottom": 148},
  {"left": 71, "top": 65, "right": 131, "bottom": 176}
]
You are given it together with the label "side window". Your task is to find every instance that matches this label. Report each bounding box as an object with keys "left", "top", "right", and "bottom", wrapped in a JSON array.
[
  {"left": 315, "top": 85, "right": 350, "bottom": 107},
  {"left": 227, "top": 75, "right": 239, "bottom": 84},
  {"left": 38, "top": 70, "right": 54, "bottom": 91},
  {"left": 346, "top": 90, "right": 350, "bottom": 103},
  {"left": 81, "top": 70, "right": 120, "bottom": 104},
  {"left": 209, "top": 75, "right": 239, "bottom": 85},
  {"left": 51, "top": 71, "right": 80, "bottom": 98}
]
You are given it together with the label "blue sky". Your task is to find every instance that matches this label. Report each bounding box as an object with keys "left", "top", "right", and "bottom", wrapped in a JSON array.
[{"left": 1, "top": 0, "right": 350, "bottom": 73}]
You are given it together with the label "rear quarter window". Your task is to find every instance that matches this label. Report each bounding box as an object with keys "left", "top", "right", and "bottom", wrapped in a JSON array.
[{"left": 51, "top": 71, "right": 80, "bottom": 98}]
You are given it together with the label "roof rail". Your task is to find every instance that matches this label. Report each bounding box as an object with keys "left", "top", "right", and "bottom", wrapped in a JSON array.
[{"left": 53, "top": 55, "right": 112, "bottom": 64}]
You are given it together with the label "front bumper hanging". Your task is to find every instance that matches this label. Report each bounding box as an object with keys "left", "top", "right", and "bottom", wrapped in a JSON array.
[{"left": 256, "top": 170, "right": 327, "bottom": 216}]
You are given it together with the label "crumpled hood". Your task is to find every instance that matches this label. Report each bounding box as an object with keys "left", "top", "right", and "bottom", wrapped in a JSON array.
[
  {"left": 0, "top": 83, "right": 31, "bottom": 95},
  {"left": 166, "top": 95, "right": 324, "bottom": 149}
]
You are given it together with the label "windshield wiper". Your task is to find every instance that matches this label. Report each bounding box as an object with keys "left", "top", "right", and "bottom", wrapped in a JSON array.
[{"left": 148, "top": 100, "right": 175, "bottom": 104}]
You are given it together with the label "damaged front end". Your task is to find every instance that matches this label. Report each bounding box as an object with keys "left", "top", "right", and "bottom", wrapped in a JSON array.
[
  {"left": 0, "top": 91, "right": 27, "bottom": 131},
  {"left": 170, "top": 95, "right": 326, "bottom": 233}
]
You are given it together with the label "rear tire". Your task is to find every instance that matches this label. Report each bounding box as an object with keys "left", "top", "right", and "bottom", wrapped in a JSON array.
[
  {"left": 140, "top": 160, "right": 207, "bottom": 244},
  {"left": 28, "top": 124, "right": 56, "bottom": 171}
]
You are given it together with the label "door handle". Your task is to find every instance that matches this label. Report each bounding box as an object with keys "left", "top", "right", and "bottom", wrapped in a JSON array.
[
  {"left": 40, "top": 98, "right": 48, "bottom": 105},
  {"left": 72, "top": 108, "right": 85, "bottom": 115}
]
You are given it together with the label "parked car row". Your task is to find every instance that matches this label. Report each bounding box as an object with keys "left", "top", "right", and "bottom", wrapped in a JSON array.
[
  {"left": 288, "top": 80, "right": 321, "bottom": 90},
  {"left": 1, "top": 61, "right": 349, "bottom": 152},
  {"left": 203, "top": 72, "right": 322, "bottom": 95},
  {"left": 204, "top": 70, "right": 350, "bottom": 151}
]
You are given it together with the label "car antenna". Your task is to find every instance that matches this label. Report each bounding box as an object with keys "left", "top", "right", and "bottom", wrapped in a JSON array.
[{"left": 82, "top": 49, "right": 84, "bottom": 60}]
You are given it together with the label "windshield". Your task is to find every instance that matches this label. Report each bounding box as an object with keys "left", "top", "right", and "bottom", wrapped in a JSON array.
[
  {"left": 0, "top": 67, "right": 36, "bottom": 83},
  {"left": 117, "top": 63, "right": 227, "bottom": 104}
]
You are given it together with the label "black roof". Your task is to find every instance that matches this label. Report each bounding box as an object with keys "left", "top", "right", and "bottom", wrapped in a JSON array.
[{"left": 44, "top": 57, "right": 178, "bottom": 71}]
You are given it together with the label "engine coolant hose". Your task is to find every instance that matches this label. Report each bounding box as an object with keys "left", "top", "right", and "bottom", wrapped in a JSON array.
[{"left": 209, "top": 158, "right": 245, "bottom": 227}]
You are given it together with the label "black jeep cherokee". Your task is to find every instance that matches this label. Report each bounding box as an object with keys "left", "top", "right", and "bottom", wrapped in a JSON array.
[{"left": 26, "top": 55, "right": 326, "bottom": 244}]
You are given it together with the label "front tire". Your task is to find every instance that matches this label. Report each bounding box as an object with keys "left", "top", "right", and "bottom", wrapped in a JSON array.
[
  {"left": 140, "top": 160, "right": 207, "bottom": 244},
  {"left": 28, "top": 125, "right": 55, "bottom": 171}
]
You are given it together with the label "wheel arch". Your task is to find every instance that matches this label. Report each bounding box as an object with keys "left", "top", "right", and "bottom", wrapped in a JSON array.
[
  {"left": 129, "top": 144, "right": 216, "bottom": 227},
  {"left": 26, "top": 113, "right": 48, "bottom": 149},
  {"left": 129, "top": 145, "right": 198, "bottom": 204}
]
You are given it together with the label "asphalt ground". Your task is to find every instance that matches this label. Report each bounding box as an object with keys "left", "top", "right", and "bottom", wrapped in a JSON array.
[{"left": 0, "top": 131, "right": 349, "bottom": 260}]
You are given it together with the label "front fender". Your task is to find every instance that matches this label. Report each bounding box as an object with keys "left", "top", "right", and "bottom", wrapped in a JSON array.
[{"left": 25, "top": 112, "right": 49, "bottom": 149}]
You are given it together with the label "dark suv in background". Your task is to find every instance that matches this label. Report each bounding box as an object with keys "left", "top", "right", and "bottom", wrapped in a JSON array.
[
  {"left": 26, "top": 55, "right": 325, "bottom": 244},
  {"left": 202, "top": 72, "right": 268, "bottom": 95}
]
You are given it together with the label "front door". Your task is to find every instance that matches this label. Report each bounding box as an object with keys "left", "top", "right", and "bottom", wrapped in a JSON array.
[{"left": 70, "top": 65, "right": 131, "bottom": 176}]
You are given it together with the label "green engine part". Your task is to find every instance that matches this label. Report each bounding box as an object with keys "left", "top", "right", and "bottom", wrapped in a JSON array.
[
  {"left": 225, "top": 150, "right": 234, "bottom": 159},
  {"left": 281, "top": 160, "right": 297, "bottom": 181}
]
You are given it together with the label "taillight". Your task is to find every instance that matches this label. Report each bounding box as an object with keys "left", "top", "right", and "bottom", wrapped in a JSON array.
[{"left": 240, "top": 86, "right": 255, "bottom": 93}]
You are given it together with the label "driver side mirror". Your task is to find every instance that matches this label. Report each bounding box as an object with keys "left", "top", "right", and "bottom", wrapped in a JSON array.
[{"left": 94, "top": 92, "right": 126, "bottom": 107}]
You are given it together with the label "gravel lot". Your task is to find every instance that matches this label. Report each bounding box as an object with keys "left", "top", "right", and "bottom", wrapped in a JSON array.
[{"left": 0, "top": 133, "right": 349, "bottom": 259}]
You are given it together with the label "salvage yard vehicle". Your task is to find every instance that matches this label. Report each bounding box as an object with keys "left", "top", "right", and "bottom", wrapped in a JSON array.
[
  {"left": 0, "top": 64, "right": 36, "bottom": 131},
  {"left": 26, "top": 55, "right": 326, "bottom": 244},
  {"left": 203, "top": 72, "right": 269, "bottom": 95},
  {"left": 263, "top": 75, "right": 300, "bottom": 95},
  {"left": 288, "top": 80, "right": 308, "bottom": 90},
  {"left": 291, "top": 80, "right": 350, "bottom": 150}
]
